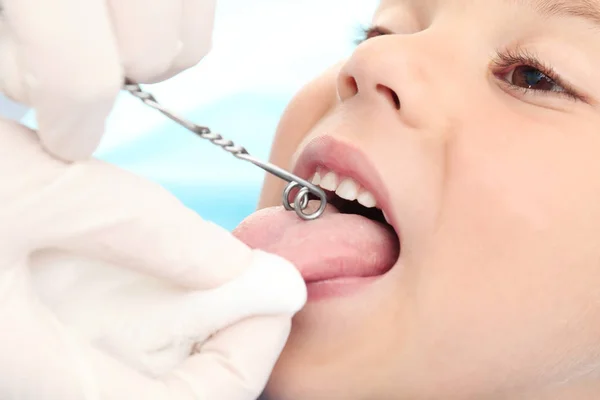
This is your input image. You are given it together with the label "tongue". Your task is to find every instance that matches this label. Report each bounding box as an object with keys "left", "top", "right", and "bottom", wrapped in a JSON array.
[{"left": 233, "top": 202, "right": 399, "bottom": 282}]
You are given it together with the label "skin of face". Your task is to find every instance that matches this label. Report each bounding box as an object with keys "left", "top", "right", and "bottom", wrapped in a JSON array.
[{"left": 254, "top": 1, "right": 600, "bottom": 399}]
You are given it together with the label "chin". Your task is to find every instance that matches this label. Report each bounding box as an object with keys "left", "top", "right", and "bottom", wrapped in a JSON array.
[
  {"left": 264, "top": 347, "right": 362, "bottom": 400},
  {"left": 261, "top": 288, "right": 406, "bottom": 400}
]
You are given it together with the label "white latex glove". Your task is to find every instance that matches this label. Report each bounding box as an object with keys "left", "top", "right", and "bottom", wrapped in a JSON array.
[
  {"left": 0, "top": 117, "right": 307, "bottom": 400},
  {"left": 0, "top": 0, "right": 217, "bottom": 161}
]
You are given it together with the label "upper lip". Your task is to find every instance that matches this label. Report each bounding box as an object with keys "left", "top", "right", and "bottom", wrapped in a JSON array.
[{"left": 292, "top": 135, "right": 397, "bottom": 230}]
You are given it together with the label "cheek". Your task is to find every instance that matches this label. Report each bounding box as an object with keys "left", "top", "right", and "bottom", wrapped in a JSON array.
[{"left": 411, "top": 115, "right": 600, "bottom": 386}]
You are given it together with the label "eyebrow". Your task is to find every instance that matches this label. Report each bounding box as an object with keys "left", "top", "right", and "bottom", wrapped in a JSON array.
[{"left": 517, "top": 0, "right": 600, "bottom": 26}]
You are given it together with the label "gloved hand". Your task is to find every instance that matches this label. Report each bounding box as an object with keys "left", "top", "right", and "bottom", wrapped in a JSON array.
[
  {"left": 0, "top": 117, "right": 307, "bottom": 400},
  {"left": 0, "top": 0, "right": 217, "bottom": 161},
  {"left": 0, "top": 1, "right": 307, "bottom": 399}
]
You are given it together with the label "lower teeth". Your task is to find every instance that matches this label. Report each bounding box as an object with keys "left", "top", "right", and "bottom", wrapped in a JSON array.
[{"left": 383, "top": 210, "right": 391, "bottom": 225}]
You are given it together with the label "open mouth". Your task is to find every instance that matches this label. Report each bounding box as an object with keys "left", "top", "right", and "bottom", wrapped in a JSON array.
[
  {"left": 233, "top": 136, "right": 401, "bottom": 301},
  {"left": 280, "top": 160, "right": 401, "bottom": 299},
  {"left": 289, "top": 136, "right": 402, "bottom": 285}
]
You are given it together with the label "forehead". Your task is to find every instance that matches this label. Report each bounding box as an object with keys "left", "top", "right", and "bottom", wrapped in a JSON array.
[
  {"left": 521, "top": 0, "right": 600, "bottom": 25},
  {"left": 378, "top": 0, "right": 600, "bottom": 26}
]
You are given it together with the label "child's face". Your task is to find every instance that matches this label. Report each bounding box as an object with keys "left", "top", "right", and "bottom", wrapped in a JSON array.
[{"left": 246, "top": 1, "right": 600, "bottom": 399}]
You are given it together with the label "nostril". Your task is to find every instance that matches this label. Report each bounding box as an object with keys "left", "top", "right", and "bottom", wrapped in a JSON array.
[
  {"left": 376, "top": 84, "right": 401, "bottom": 110},
  {"left": 391, "top": 91, "right": 400, "bottom": 110},
  {"left": 344, "top": 76, "right": 359, "bottom": 97}
]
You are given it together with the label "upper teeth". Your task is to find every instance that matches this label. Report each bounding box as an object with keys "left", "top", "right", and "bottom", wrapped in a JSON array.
[{"left": 310, "top": 167, "right": 378, "bottom": 209}]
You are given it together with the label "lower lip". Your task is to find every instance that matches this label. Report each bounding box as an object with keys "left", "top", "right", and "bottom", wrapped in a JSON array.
[{"left": 305, "top": 276, "right": 380, "bottom": 301}]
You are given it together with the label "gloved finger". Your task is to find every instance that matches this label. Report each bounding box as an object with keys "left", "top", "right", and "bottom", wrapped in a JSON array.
[
  {"left": 1, "top": 0, "right": 122, "bottom": 161},
  {"left": 93, "top": 253, "right": 305, "bottom": 379},
  {"left": 107, "top": 0, "right": 182, "bottom": 84},
  {"left": 172, "top": 251, "right": 306, "bottom": 340},
  {"left": 28, "top": 248, "right": 305, "bottom": 379},
  {"left": 2, "top": 120, "right": 291, "bottom": 290},
  {"left": 166, "top": 315, "right": 292, "bottom": 400},
  {"left": 84, "top": 316, "right": 292, "bottom": 400},
  {"left": 161, "top": 0, "right": 217, "bottom": 78},
  {"left": 39, "top": 162, "right": 256, "bottom": 290}
]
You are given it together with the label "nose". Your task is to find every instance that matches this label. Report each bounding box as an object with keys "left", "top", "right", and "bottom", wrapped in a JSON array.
[{"left": 336, "top": 35, "right": 436, "bottom": 125}]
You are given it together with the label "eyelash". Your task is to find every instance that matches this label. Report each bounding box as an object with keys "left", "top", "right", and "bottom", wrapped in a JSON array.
[
  {"left": 355, "top": 25, "right": 389, "bottom": 45},
  {"left": 356, "top": 25, "right": 584, "bottom": 102},
  {"left": 491, "top": 48, "right": 582, "bottom": 101}
]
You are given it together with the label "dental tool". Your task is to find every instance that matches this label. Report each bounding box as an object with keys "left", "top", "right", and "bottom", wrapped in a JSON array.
[{"left": 123, "top": 80, "right": 327, "bottom": 221}]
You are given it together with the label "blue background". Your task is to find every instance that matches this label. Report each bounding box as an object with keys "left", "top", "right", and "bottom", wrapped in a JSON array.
[{"left": 22, "top": 0, "right": 378, "bottom": 231}]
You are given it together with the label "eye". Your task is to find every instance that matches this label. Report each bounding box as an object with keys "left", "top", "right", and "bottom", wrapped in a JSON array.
[
  {"left": 492, "top": 49, "right": 584, "bottom": 102},
  {"left": 356, "top": 25, "right": 391, "bottom": 44},
  {"left": 502, "top": 66, "right": 566, "bottom": 94}
]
